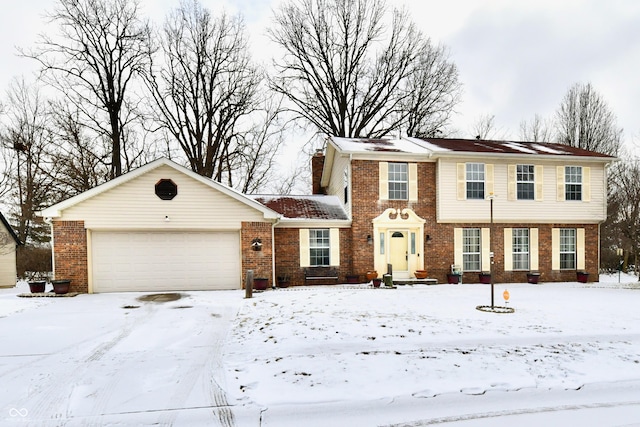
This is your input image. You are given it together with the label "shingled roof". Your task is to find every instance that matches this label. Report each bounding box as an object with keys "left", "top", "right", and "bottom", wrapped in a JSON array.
[
  {"left": 330, "top": 136, "right": 616, "bottom": 159},
  {"left": 0, "top": 212, "right": 21, "bottom": 245},
  {"left": 250, "top": 195, "right": 348, "bottom": 220}
]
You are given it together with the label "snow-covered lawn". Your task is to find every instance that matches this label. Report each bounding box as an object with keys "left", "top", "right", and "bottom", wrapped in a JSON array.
[
  {"left": 1, "top": 275, "right": 639, "bottom": 426},
  {"left": 224, "top": 275, "right": 640, "bottom": 425}
]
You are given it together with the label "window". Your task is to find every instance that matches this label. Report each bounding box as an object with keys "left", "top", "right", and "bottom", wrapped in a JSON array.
[
  {"left": 512, "top": 228, "right": 530, "bottom": 270},
  {"left": 517, "top": 165, "right": 535, "bottom": 200},
  {"left": 155, "top": 179, "right": 177, "bottom": 200},
  {"left": 343, "top": 168, "right": 349, "bottom": 204},
  {"left": 560, "top": 228, "right": 576, "bottom": 269},
  {"left": 466, "top": 163, "right": 485, "bottom": 199},
  {"left": 565, "top": 166, "right": 582, "bottom": 201},
  {"left": 309, "top": 229, "right": 330, "bottom": 266},
  {"left": 388, "top": 163, "right": 408, "bottom": 200},
  {"left": 462, "top": 228, "right": 481, "bottom": 271}
]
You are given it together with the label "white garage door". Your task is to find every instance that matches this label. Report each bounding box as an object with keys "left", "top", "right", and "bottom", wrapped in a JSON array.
[{"left": 91, "top": 231, "right": 240, "bottom": 293}]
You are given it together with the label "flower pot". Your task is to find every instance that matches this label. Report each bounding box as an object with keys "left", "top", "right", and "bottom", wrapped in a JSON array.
[
  {"left": 479, "top": 273, "right": 491, "bottom": 284},
  {"left": 346, "top": 275, "right": 360, "bottom": 284},
  {"left": 277, "top": 278, "right": 290, "bottom": 288},
  {"left": 253, "top": 278, "right": 269, "bottom": 290},
  {"left": 414, "top": 270, "right": 428, "bottom": 279},
  {"left": 527, "top": 273, "right": 540, "bottom": 284},
  {"left": 447, "top": 273, "right": 460, "bottom": 284},
  {"left": 365, "top": 271, "right": 378, "bottom": 281},
  {"left": 28, "top": 281, "right": 46, "bottom": 293},
  {"left": 577, "top": 271, "right": 589, "bottom": 283},
  {"left": 51, "top": 279, "right": 71, "bottom": 294},
  {"left": 372, "top": 278, "right": 382, "bottom": 288}
]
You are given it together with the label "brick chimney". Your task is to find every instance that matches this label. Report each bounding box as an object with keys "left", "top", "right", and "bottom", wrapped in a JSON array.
[{"left": 311, "top": 149, "right": 326, "bottom": 195}]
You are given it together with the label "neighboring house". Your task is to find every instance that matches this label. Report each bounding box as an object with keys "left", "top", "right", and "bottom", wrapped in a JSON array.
[
  {"left": 38, "top": 137, "right": 615, "bottom": 293},
  {"left": 0, "top": 212, "right": 21, "bottom": 288}
]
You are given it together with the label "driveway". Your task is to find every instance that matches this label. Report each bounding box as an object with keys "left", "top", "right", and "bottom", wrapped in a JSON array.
[{"left": 0, "top": 287, "right": 255, "bottom": 426}]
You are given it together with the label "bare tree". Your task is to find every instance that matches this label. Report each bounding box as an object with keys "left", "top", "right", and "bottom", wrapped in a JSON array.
[
  {"left": 21, "top": 0, "right": 153, "bottom": 178},
  {"left": 403, "top": 43, "right": 461, "bottom": 138},
  {"left": 48, "top": 102, "right": 111, "bottom": 198},
  {"left": 555, "top": 82, "right": 622, "bottom": 156},
  {"left": 146, "top": 0, "right": 262, "bottom": 181},
  {"left": 0, "top": 79, "right": 58, "bottom": 244},
  {"left": 519, "top": 114, "right": 554, "bottom": 142},
  {"left": 605, "top": 159, "right": 640, "bottom": 276},
  {"left": 269, "top": 0, "right": 459, "bottom": 138},
  {"left": 470, "top": 114, "right": 507, "bottom": 140}
]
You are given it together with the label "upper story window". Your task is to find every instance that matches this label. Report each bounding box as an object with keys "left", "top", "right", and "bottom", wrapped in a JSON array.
[
  {"left": 565, "top": 166, "right": 582, "bottom": 201},
  {"left": 559, "top": 228, "right": 576, "bottom": 269},
  {"left": 466, "top": 163, "right": 485, "bottom": 200},
  {"left": 309, "top": 229, "right": 330, "bottom": 266},
  {"left": 343, "top": 168, "right": 349, "bottom": 204},
  {"left": 517, "top": 165, "right": 535, "bottom": 200},
  {"left": 388, "top": 163, "right": 408, "bottom": 200}
]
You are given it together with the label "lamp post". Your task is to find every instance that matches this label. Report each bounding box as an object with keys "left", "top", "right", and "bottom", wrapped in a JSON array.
[{"left": 487, "top": 192, "right": 496, "bottom": 308}]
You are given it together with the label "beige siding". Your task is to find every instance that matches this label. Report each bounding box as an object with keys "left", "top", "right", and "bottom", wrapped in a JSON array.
[
  {"left": 0, "top": 234, "right": 17, "bottom": 287},
  {"left": 325, "top": 153, "right": 351, "bottom": 217},
  {"left": 58, "top": 164, "right": 265, "bottom": 229},
  {"left": 438, "top": 158, "right": 607, "bottom": 223}
]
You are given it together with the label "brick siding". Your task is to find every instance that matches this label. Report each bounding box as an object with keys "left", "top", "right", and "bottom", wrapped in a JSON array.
[
  {"left": 241, "top": 222, "right": 273, "bottom": 288},
  {"left": 52, "top": 220, "right": 88, "bottom": 293}
]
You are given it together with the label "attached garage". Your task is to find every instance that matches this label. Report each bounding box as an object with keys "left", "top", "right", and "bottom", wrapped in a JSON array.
[
  {"left": 39, "top": 158, "right": 280, "bottom": 293},
  {"left": 91, "top": 231, "right": 240, "bottom": 293}
]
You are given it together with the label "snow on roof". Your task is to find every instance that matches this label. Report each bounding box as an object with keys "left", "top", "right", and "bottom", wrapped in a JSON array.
[
  {"left": 330, "top": 137, "right": 433, "bottom": 155},
  {"left": 328, "top": 136, "right": 615, "bottom": 159},
  {"left": 250, "top": 195, "right": 349, "bottom": 220}
]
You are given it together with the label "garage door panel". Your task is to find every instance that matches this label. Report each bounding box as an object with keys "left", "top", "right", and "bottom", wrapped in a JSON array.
[{"left": 92, "top": 231, "right": 240, "bottom": 292}]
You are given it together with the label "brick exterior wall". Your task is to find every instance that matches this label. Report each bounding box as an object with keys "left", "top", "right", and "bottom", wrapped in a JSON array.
[
  {"left": 347, "top": 160, "right": 600, "bottom": 284},
  {"left": 52, "top": 220, "right": 88, "bottom": 293},
  {"left": 241, "top": 222, "right": 273, "bottom": 288},
  {"left": 273, "top": 228, "right": 352, "bottom": 286},
  {"left": 311, "top": 151, "right": 326, "bottom": 195}
]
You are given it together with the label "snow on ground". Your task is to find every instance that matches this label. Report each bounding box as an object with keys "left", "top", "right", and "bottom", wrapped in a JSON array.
[
  {"left": 1, "top": 275, "right": 640, "bottom": 426},
  {"left": 223, "top": 274, "right": 640, "bottom": 425}
]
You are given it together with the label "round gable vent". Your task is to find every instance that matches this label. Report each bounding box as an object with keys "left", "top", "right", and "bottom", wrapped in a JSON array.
[{"left": 155, "top": 179, "right": 177, "bottom": 200}]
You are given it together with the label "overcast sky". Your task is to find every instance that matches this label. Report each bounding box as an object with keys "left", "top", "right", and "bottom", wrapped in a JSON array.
[{"left": 2, "top": 0, "right": 639, "bottom": 150}]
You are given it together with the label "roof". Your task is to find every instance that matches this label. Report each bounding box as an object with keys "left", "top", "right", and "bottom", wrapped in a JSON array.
[
  {"left": 328, "top": 136, "right": 617, "bottom": 160},
  {"left": 0, "top": 212, "right": 21, "bottom": 245},
  {"left": 38, "top": 158, "right": 281, "bottom": 220},
  {"left": 250, "top": 195, "right": 349, "bottom": 221}
]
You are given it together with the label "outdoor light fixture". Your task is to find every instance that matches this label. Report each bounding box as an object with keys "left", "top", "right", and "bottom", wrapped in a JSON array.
[
  {"left": 426, "top": 234, "right": 432, "bottom": 243},
  {"left": 164, "top": 215, "right": 170, "bottom": 222},
  {"left": 366, "top": 234, "right": 373, "bottom": 244}
]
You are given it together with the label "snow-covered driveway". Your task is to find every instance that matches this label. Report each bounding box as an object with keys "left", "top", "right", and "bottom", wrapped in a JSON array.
[{"left": 0, "top": 286, "right": 249, "bottom": 426}]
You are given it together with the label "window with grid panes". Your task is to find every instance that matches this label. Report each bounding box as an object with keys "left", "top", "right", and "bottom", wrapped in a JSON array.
[
  {"left": 512, "top": 228, "right": 530, "bottom": 270},
  {"left": 463, "top": 228, "right": 481, "bottom": 271},
  {"left": 565, "top": 166, "right": 582, "bottom": 201},
  {"left": 388, "top": 163, "right": 408, "bottom": 200},
  {"left": 309, "top": 229, "right": 330, "bottom": 266},
  {"left": 466, "top": 163, "right": 485, "bottom": 199},
  {"left": 560, "top": 228, "right": 576, "bottom": 269},
  {"left": 517, "top": 165, "right": 535, "bottom": 200}
]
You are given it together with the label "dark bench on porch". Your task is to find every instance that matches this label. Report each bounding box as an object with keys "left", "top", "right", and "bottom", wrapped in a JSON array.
[{"left": 304, "top": 267, "right": 339, "bottom": 286}]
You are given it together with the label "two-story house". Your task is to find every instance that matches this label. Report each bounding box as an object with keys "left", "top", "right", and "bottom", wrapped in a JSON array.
[
  {"left": 39, "top": 136, "right": 614, "bottom": 293},
  {"left": 273, "top": 136, "right": 615, "bottom": 285}
]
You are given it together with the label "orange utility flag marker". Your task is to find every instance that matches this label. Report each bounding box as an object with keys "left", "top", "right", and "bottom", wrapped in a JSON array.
[{"left": 503, "top": 289, "right": 510, "bottom": 301}]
